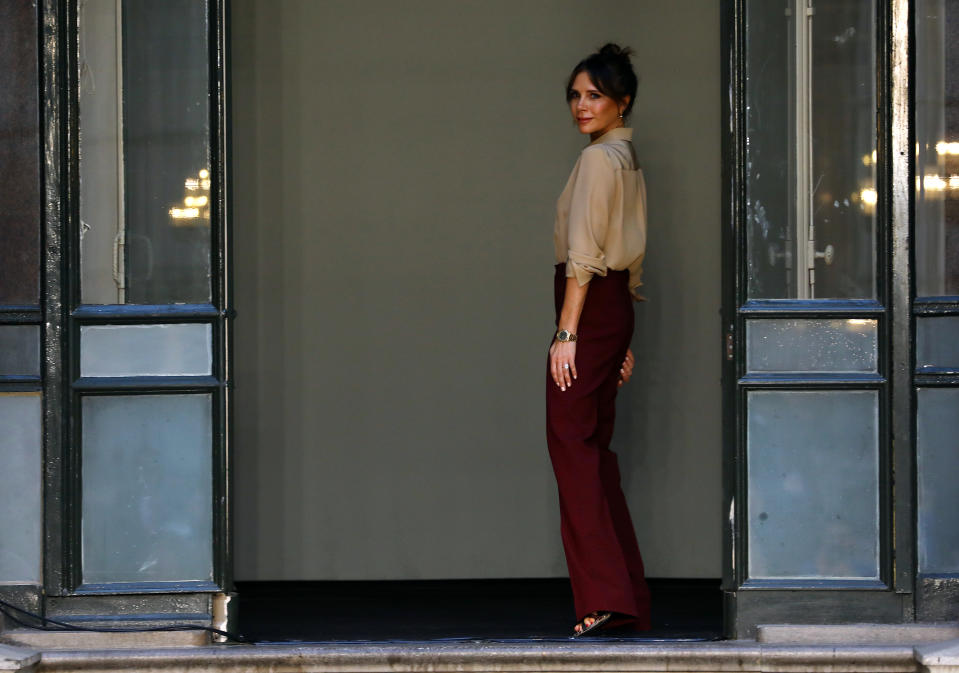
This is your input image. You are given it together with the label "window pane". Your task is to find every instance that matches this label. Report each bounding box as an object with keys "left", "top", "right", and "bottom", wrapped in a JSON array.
[
  {"left": 80, "top": 323, "right": 212, "bottom": 377},
  {"left": 745, "top": 0, "right": 793, "bottom": 298},
  {"left": 916, "top": 0, "right": 959, "bottom": 297},
  {"left": 917, "top": 315, "right": 959, "bottom": 370},
  {"left": 917, "top": 388, "right": 959, "bottom": 573},
  {"left": 0, "top": 325, "right": 40, "bottom": 377},
  {"left": 79, "top": 0, "right": 211, "bottom": 305},
  {"left": 0, "top": 394, "right": 42, "bottom": 583},
  {"left": 746, "top": 0, "right": 876, "bottom": 299},
  {"left": 0, "top": 3, "right": 41, "bottom": 305},
  {"left": 746, "top": 318, "right": 878, "bottom": 373},
  {"left": 747, "top": 390, "right": 879, "bottom": 579},
  {"left": 82, "top": 394, "right": 213, "bottom": 583}
]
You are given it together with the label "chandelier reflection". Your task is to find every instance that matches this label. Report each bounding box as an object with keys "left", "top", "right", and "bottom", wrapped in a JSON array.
[
  {"left": 917, "top": 174, "right": 959, "bottom": 193},
  {"left": 916, "top": 139, "right": 959, "bottom": 197},
  {"left": 169, "top": 169, "right": 212, "bottom": 225}
]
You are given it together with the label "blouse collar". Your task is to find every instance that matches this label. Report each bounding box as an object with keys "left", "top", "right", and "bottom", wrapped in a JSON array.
[{"left": 589, "top": 126, "right": 633, "bottom": 146}]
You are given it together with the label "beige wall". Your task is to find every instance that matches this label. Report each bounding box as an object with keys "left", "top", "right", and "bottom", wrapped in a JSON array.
[{"left": 231, "top": 0, "right": 721, "bottom": 580}]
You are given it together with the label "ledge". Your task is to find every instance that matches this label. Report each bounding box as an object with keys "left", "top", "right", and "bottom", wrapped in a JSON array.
[{"left": 36, "top": 640, "right": 922, "bottom": 673}]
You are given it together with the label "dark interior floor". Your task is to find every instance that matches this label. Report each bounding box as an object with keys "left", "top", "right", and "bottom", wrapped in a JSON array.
[{"left": 235, "top": 578, "right": 723, "bottom": 643}]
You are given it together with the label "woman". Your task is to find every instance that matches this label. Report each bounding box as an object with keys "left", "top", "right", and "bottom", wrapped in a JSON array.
[{"left": 547, "top": 43, "right": 651, "bottom": 637}]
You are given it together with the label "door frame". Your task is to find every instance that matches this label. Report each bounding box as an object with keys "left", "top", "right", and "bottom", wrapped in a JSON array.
[
  {"left": 720, "top": 0, "right": 915, "bottom": 638},
  {"left": 38, "top": 0, "right": 233, "bottom": 622}
]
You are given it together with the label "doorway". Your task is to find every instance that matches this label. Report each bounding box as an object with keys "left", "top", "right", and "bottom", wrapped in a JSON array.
[{"left": 230, "top": 0, "right": 722, "bottom": 637}]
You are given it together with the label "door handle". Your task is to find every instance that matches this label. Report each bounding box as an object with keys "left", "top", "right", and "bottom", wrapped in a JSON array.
[{"left": 806, "top": 239, "right": 835, "bottom": 267}]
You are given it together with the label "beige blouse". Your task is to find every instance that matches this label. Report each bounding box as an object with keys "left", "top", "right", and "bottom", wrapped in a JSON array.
[{"left": 554, "top": 127, "right": 647, "bottom": 300}]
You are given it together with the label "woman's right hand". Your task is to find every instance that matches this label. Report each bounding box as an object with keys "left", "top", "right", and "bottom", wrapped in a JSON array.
[
  {"left": 617, "top": 347, "right": 635, "bottom": 387},
  {"left": 549, "top": 339, "right": 578, "bottom": 391}
]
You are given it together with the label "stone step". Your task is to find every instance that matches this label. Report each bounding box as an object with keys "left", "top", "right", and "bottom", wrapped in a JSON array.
[
  {"left": 19, "top": 640, "right": 934, "bottom": 673},
  {"left": 3, "top": 632, "right": 959, "bottom": 673}
]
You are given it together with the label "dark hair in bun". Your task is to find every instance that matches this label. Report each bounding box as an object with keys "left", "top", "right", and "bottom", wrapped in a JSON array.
[{"left": 566, "top": 43, "right": 638, "bottom": 119}]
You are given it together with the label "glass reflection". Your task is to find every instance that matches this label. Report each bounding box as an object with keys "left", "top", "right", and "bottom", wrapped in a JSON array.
[
  {"left": 79, "top": 0, "right": 211, "bottom": 305},
  {"left": 746, "top": 0, "right": 876, "bottom": 299},
  {"left": 169, "top": 168, "right": 212, "bottom": 222},
  {"left": 916, "top": 0, "right": 959, "bottom": 296}
]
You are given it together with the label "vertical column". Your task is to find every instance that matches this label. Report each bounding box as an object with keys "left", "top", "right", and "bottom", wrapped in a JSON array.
[{"left": 889, "top": 0, "right": 914, "bottom": 601}]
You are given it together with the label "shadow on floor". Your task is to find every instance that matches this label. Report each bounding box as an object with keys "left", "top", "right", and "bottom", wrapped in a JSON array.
[{"left": 234, "top": 578, "right": 723, "bottom": 643}]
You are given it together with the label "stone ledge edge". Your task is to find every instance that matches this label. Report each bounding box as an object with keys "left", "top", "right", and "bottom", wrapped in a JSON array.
[{"left": 34, "top": 641, "right": 925, "bottom": 673}]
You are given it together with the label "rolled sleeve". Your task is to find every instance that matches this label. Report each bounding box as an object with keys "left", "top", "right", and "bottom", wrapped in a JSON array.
[
  {"left": 565, "top": 148, "right": 615, "bottom": 286},
  {"left": 628, "top": 253, "right": 647, "bottom": 301},
  {"left": 566, "top": 250, "right": 606, "bottom": 286}
]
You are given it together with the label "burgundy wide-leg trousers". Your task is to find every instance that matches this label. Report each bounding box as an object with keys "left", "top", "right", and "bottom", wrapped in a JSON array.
[{"left": 546, "top": 263, "right": 651, "bottom": 629}]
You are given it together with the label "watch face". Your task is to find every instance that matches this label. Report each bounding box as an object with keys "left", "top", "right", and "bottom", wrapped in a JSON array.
[{"left": 558, "top": 330, "right": 570, "bottom": 341}]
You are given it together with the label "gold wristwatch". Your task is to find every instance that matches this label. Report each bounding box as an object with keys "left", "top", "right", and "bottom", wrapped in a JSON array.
[{"left": 555, "top": 329, "right": 577, "bottom": 343}]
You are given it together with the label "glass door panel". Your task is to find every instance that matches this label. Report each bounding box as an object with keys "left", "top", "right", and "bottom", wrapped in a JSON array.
[
  {"left": 0, "top": 2, "right": 43, "bottom": 593},
  {"left": 0, "top": 393, "right": 42, "bottom": 584},
  {"left": 915, "top": 0, "right": 959, "bottom": 620},
  {"left": 0, "top": 0, "right": 41, "bottom": 306},
  {"left": 81, "top": 394, "right": 213, "bottom": 584},
  {"left": 79, "top": 0, "right": 211, "bottom": 306},
  {"left": 729, "top": 0, "right": 895, "bottom": 635},
  {"left": 916, "top": 315, "right": 959, "bottom": 371},
  {"left": 745, "top": 0, "right": 876, "bottom": 299},
  {"left": 745, "top": 318, "right": 878, "bottom": 373},
  {"left": 0, "top": 325, "right": 41, "bottom": 377},
  {"left": 747, "top": 390, "right": 880, "bottom": 580},
  {"left": 916, "top": 0, "right": 959, "bottom": 297},
  {"left": 80, "top": 323, "right": 212, "bottom": 377},
  {"left": 916, "top": 388, "right": 959, "bottom": 575},
  {"left": 71, "top": 0, "right": 226, "bottom": 594}
]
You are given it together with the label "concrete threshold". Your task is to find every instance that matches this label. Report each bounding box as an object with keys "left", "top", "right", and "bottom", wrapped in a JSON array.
[{"left": 26, "top": 639, "right": 931, "bottom": 673}]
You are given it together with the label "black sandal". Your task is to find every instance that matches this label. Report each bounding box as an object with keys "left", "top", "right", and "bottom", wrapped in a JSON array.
[{"left": 572, "top": 611, "right": 612, "bottom": 637}]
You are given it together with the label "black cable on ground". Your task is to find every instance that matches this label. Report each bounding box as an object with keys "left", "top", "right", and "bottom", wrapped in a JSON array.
[{"left": 0, "top": 596, "right": 250, "bottom": 644}]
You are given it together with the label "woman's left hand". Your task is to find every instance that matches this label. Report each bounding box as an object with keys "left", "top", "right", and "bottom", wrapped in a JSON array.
[
  {"left": 617, "top": 348, "right": 635, "bottom": 387},
  {"left": 549, "top": 339, "right": 577, "bottom": 391}
]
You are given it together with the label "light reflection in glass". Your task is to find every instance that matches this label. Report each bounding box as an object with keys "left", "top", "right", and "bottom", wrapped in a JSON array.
[
  {"left": 936, "top": 141, "right": 959, "bottom": 155},
  {"left": 168, "top": 168, "right": 211, "bottom": 225}
]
